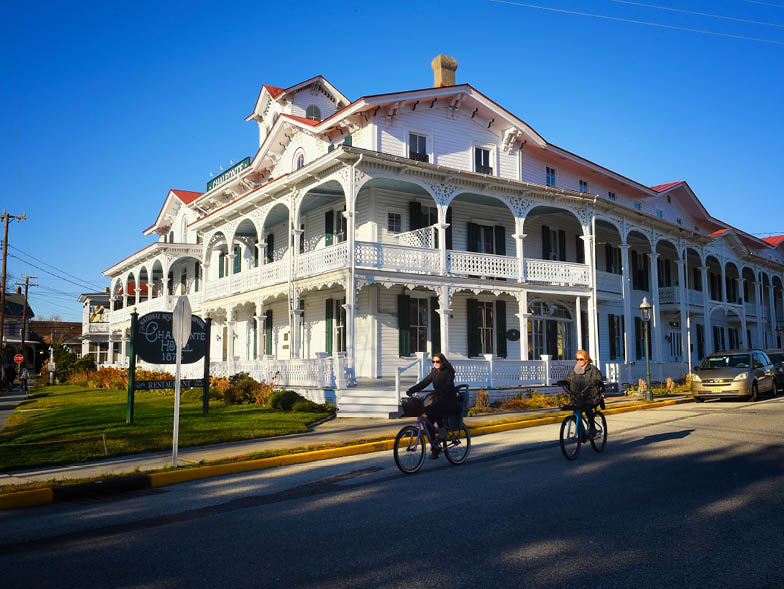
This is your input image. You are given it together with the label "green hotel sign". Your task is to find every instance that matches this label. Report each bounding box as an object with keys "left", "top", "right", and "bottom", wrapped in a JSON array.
[{"left": 207, "top": 157, "right": 250, "bottom": 192}]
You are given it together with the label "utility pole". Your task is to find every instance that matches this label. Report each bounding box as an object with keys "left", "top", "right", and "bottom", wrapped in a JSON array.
[
  {"left": 16, "top": 275, "right": 38, "bottom": 372},
  {"left": 0, "top": 210, "right": 27, "bottom": 364}
]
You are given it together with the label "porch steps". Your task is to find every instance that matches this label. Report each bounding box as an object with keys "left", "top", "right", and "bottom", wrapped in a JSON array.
[{"left": 336, "top": 388, "right": 400, "bottom": 419}]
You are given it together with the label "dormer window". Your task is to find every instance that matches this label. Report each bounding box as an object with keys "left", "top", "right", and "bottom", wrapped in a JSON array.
[
  {"left": 296, "top": 153, "right": 305, "bottom": 169},
  {"left": 634, "top": 201, "right": 642, "bottom": 211},
  {"left": 579, "top": 180, "right": 588, "bottom": 193},
  {"left": 306, "top": 105, "right": 321, "bottom": 121},
  {"left": 546, "top": 167, "right": 556, "bottom": 187},
  {"left": 474, "top": 147, "right": 493, "bottom": 175},
  {"left": 608, "top": 192, "right": 617, "bottom": 201},
  {"left": 408, "top": 132, "right": 428, "bottom": 163},
  {"left": 656, "top": 209, "right": 663, "bottom": 218}
]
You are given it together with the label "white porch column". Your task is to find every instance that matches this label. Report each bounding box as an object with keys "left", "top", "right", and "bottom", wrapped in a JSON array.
[
  {"left": 512, "top": 224, "right": 526, "bottom": 283},
  {"left": 700, "top": 266, "right": 713, "bottom": 354},
  {"left": 720, "top": 260, "right": 728, "bottom": 303},
  {"left": 754, "top": 278, "right": 763, "bottom": 348},
  {"left": 227, "top": 308, "right": 236, "bottom": 374},
  {"left": 619, "top": 244, "right": 633, "bottom": 363},
  {"left": 768, "top": 282, "right": 776, "bottom": 348},
  {"left": 575, "top": 296, "right": 582, "bottom": 353},
  {"left": 740, "top": 277, "right": 748, "bottom": 348},
  {"left": 516, "top": 290, "right": 529, "bottom": 360},
  {"left": 437, "top": 285, "right": 451, "bottom": 356},
  {"left": 291, "top": 227, "right": 303, "bottom": 278},
  {"left": 437, "top": 222, "right": 449, "bottom": 276},
  {"left": 108, "top": 340, "right": 115, "bottom": 365},
  {"left": 587, "top": 294, "right": 598, "bottom": 363},
  {"left": 135, "top": 277, "right": 140, "bottom": 306},
  {"left": 676, "top": 259, "right": 689, "bottom": 362},
  {"left": 741, "top": 314, "right": 748, "bottom": 349},
  {"left": 649, "top": 252, "right": 662, "bottom": 362},
  {"left": 293, "top": 308, "right": 304, "bottom": 359},
  {"left": 254, "top": 299, "right": 264, "bottom": 360}
]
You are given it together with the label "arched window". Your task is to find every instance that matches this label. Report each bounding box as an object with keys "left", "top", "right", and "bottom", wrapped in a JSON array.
[
  {"left": 527, "top": 301, "right": 573, "bottom": 360},
  {"left": 306, "top": 105, "right": 321, "bottom": 121},
  {"left": 169, "top": 230, "right": 174, "bottom": 243},
  {"left": 293, "top": 149, "right": 305, "bottom": 171},
  {"left": 297, "top": 154, "right": 305, "bottom": 169}
]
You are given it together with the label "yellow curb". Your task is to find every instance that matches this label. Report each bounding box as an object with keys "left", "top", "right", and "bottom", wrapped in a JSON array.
[
  {"left": 0, "top": 488, "right": 53, "bottom": 510},
  {"left": 149, "top": 456, "right": 282, "bottom": 487}
]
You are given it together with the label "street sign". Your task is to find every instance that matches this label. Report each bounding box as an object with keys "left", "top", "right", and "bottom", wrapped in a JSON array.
[
  {"left": 135, "top": 378, "right": 204, "bottom": 390},
  {"left": 172, "top": 297, "right": 192, "bottom": 352},
  {"left": 135, "top": 312, "right": 207, "bottom": 364},
  {"left": 14, "top": 354, "right": 23, "bottom": 364}
]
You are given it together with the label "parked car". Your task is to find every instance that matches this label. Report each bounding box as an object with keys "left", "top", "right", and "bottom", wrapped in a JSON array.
[
  {"left": 691, "top": 349, "right": 777, "bottom": 402},
  {"left": 764, "top": 349, "right": 784, "bottom": 388}
]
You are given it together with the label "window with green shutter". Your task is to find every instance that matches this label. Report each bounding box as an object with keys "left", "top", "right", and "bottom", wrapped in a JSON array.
[
  {"left": 264, "top": 310, "right": 273, "bottom": 356},
  {"left": 218, "top": 252, "right": 225, "bottom": 278},
  {"left": 233, "top": 245, "right": 242, "bottom": 274},
  {"left": 325, "top": 210, "right": 334, "bottom": 246},
  {"left": 398, "top": 294, "right": 411, "bottom": 356},
  {"left": 325, "top": 299, "right": 333, "bottom": 355},
  {"left": 253, "top": 318, "right": 257, "bottom": 360},
  {"left": 496, "top": 299, "right": 507, "bottom": 358},
  {"left": 430, "top": 297, "right": 440, "bottom": 355},
  {"left": 265, "top": 234, "right": 274, "bottom": 263}
]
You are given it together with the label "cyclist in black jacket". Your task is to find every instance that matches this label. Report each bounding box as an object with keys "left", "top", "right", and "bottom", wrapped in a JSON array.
[
  {"left": 562, "top": 349, "right": 604, "bottom": 438},
  {"left": 407, "top": 353, "right": 459, "bottom": 459}
]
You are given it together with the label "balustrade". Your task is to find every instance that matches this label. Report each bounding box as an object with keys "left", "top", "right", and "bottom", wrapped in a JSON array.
[
  {"left": 296, "top": 242, "right": 349, "bottom": 278},
  {"left": 355, "top": 242, "right": 440, "bottom": 274},
  {"left": 524, "top": 259, "right": 590, "bottom": 287},
  {"left": 397, "top": 226, "right": 437, "bottom": 249},
  {"left": 447, "top": 251, "right": 518, "bottom": 280},
  {"left": 596, "top": 271, "right": 623, "bottom": 294}
]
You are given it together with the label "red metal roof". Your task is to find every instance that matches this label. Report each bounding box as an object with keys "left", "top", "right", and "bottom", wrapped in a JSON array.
[
  {"left": 709, "top": 228, "right": 730, "bottom": 238},
  {"left": 649, "top": 181, "right": 685, "bottom": 192},
  {"left": 280, "top": 114, "right": 320, "bottom": 127},
  {"left": 264, "top": 84, "right": 285, "bottom": 99},
  {"left": 171, "top": 189, "right": 203, "bottom": 204},
  {"left": 762, "top": 235, "right": 784, "bottom": 247}
]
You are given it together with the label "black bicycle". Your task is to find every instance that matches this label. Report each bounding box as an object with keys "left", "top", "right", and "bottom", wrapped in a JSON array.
[
  {"left": 394, "top": 384, "right": 471, "bottom": 474},
  {"left": 557, "top": 381, "right": 607, "bottom": 461}
]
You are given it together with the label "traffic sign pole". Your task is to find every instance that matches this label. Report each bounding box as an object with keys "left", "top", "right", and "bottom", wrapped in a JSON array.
[
  {"left": 126, "top": 310, "right": 137, "bottom": 425},
  {"left": 171, "top": 297, "right": 192, "bottom": 467},
  {"left": 202, "top": 315, "right": 211, "bottom": 416}
]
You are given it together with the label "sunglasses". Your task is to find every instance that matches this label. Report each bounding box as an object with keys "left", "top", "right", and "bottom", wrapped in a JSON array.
[
  {"left": 576, "top": 357, "right": 586, "bottom": 362},
  {"left": 433, "top": 359, "right": 441, "bottom": 364}
]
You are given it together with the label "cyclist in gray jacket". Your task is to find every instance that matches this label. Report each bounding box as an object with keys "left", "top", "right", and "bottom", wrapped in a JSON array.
[{"left": 562, "top": 350, "right": 604, "bottom": 438}]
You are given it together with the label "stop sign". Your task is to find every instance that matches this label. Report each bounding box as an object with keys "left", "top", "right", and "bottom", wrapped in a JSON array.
[{"left": 14, "top": 354, "right": 24, "bottom": 364}]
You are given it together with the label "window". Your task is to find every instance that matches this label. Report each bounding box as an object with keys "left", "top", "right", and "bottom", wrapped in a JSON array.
[
  {"left": 579, "top": 180, "right": 588, "bottom": 193},
  {"left": 474, "top": 147, "right": 492, "bottom": 175},
  {"left": 334, "top": 206, "right": 347, "bottom": 243},
  {"left": 169, "top": 231, "right": 174, "bottom": 243},
  {"left": 387, "top": 212, "right": 401, "bottom": 233},
  {"left": 546, "top": 167, "right": 556, "bottom": 187},
  {"left": 608, "top": 314, "right": 623, "bottom": 360},
  {"left": 676, "top": 218, "right": 682, "bottom": 225},
  {"left": 527, "top": 302, "right": 572, "bottom": 360},
  {"left": 477, "top": 301, "right": 494, "bottom": 355},
  {"left": 608, "top": 191, "right": 617, "bottom": 201},
  {"left": 670, "top": 331, "right": 682, "bottom": 359},
  {"left": 666, "top": 195, "right": 672, "bottom": 203},
  {"left": 334, "top": 298, "right": 347, "bottom": 353},
  {"left": 713, "top": 326, "right": 726, "bottom": 352},
  {"left": 408, "top": 133, "right": 428, "bottom": 163},
  {"left": 634, "top": 201, "right": 642, "bottom": 210},
  {"left": 656, "top": 209, "right": 663, "bottom": 218},
  {"left": 296, "top": 153, "right": 305, "bottom": 169},
  {"left": 728, "top": 327, "right": 740, "bottom": 350},
  {"left": 343, "top": 134, "right": 352, "bottom": 146},
  {"left": 408, "top": 298, "right": 429, "bottom": 354},
  {"left": 306, "top": 105, "right": 321, "bottom": 121}
]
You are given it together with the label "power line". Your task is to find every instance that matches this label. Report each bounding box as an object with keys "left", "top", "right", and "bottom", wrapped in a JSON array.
[
  {"left": 489, "top": 0, "right": 784, "bottom": 45},
  {"left": 744, "top": 1, "right": 784, "bottom": 8},
  {"left": 610, "top": 0, "right": 784, "bottom": 28},
  {"left": 27, "top": 294, "right": 80, "bottom": 313},
  {"left": 7, "top": 244, "right": 104, "bottom": 290},
  {"left": 7, "top": 253, "right": 102, "bottom": 292}
]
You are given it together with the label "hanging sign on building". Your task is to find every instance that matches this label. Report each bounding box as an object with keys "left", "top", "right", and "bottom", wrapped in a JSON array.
[
  {"left": 206, "top": 157, "right": 250, "bottom": 192},
  {"left": 134, "top": 312, "right": 207, "bottom": 364}
]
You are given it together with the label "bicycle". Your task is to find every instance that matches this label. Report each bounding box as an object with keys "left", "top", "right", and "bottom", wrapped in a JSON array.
[
  {"left": 557, "top": 382, "right": 607, "bottom": 461},
  {"left": 393, "top": 384, "right": 472, "bottom": 474}
]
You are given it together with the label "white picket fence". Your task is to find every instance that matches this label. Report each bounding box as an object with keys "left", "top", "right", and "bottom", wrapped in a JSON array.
[{"left": 604, "top": 361, "right": 689, "bottom": 385}]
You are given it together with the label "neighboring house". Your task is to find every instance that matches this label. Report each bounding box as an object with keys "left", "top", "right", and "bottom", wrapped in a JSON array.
[
  {"left": 28, "top": 321, "right": 83, "bottom": 372},
  {"left": 1, "top": 288, "right": 35, "bottom": 369},
  {"left": 99, "top": 56, "right": 784, "bottom": 415},
  {"left": 77, "top": 291, "right": 111, "bottom": 364}
]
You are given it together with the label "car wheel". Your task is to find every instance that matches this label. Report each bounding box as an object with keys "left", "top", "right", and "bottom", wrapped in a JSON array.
[
  {"left": 771, "top": 381, "right": 778, "bottom": 399},
  {"left": 750, "top": 381, "right": 759, "bottom": 402},
  {"left": 694, "top": 396, "right": 705, "bottom": 403}
]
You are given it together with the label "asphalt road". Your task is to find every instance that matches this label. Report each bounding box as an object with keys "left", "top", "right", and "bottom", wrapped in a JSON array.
[{"left": 2, "top": 398, "right": 783, "bottom": 588}]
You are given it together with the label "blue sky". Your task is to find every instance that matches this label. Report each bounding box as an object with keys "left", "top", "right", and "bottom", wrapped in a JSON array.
[{"left": 3, "top": 0, "right": 783, "bottom": 321}]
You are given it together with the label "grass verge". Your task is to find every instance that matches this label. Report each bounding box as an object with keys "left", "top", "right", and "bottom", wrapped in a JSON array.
[{"left": 0, "top": 384, "right": 329, "bottom": 471}]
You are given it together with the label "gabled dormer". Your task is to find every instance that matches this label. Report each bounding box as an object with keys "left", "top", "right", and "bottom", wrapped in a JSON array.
[
  {"left": 143, "top": 189, "right": 203, "bottom": 243},
  {"left": 245, "top": 76, "right": 350, "bottom": 147}
]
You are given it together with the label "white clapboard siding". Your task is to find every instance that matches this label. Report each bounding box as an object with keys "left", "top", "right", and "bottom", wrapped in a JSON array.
[{"left": 290, "top": 88, "right": 340, "bottom": 122}]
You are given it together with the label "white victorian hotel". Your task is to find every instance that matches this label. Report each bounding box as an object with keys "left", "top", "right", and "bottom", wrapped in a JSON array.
[{"left": 101, "top": 56, "right": 784, "bottom": 416}]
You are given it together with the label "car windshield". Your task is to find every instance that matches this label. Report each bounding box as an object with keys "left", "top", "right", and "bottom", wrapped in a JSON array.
[
  {"left": 767, "top": 353, "right": 784, "bottom": 364},
  {"left": 700, "top": 355, "right": 750, "bottom": 370}
]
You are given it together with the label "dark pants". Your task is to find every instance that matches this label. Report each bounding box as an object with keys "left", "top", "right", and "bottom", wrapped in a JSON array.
[
  {"left": 424, "top": 401, "right": 450, "bottom": 449},
  {"left": 582, "top": 403, "right": 596, "bottom": 432}
]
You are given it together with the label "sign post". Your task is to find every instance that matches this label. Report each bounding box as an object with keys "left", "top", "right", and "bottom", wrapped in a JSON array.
[
  {"left": 203, "top": 315, "right": 212, "bottom": 416},
  {"left": 171, "top": 296, "right": 192, "bottom": 467},
  {"left": 126, "top": 310, "right": 138, "bottom": 424}
]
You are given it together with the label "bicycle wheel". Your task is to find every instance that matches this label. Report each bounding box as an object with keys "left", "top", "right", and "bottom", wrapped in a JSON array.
[
  {"left": 559, "top": 414, "right": 582, "bottom": 460},
  {"left": 444, "top": 425, "right": 471, "bottom": 465},
  {"left": 394, "top": 425, "right": 425, "bottom": 474},
  {"left": 590, "top": 411, "right": 607, "bottom": 453}
]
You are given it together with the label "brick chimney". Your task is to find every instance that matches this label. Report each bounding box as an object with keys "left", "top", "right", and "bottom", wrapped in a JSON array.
[{"left": 431, "top": 54, "right": 458, "bottom": 87}]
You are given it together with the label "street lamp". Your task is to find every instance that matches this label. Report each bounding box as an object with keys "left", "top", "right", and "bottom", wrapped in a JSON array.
[{"left": 640, "top": 296, "right": 653, "bottom": 402}]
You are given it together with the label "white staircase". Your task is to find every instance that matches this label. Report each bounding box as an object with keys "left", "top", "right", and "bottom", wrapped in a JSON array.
[{"left": 336, "top": 388, "right": 401, "bottom": 419}]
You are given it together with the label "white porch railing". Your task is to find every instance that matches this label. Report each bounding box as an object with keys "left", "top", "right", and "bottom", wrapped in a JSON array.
[
  {"left": 211, "top": 355, "right": 348, "bottom": 389},
  {"left": 745, "top": 302, "right": 756, "bottom": 316},
  {"left": 296, "top": 242, "right": 349, "bottom": 278},
  {"left": 447, "top": 251, "right": 519, "bottom": 280},
  {"left": 524, "top": 259, "right": 590, "bottom": 287},
  {"left": 356, "top": 242, "right": 441, "bottom": 274},
  {"left": 659, "top": 287, "right": 704, "bottom": 306},
  {"left": 597, "top": 271, "right": 622, "bottom": 294},
  {"left": 205, "top": 277, "right": 230, "bottom": 300},
  {"left": 604, "top": 361, "right": 689, "bottom": 385},
  {"left": 397, "top": 226, "right": 437, "bottom": 249},
  {"left": 260, "top": 256, "right": 289, "bottom": 285},
  {"left": 87, "top": 323, "right": 110, "bottom": 334}
]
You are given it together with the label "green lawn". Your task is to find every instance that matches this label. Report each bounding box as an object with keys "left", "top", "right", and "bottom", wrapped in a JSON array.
[{"left": 0, "top": 384, "right": 329, "bottom": 471}]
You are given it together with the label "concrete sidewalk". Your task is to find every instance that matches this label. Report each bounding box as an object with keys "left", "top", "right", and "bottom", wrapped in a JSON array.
[{"left": 0, "top": 392, "right": 689, "bottom": 489}]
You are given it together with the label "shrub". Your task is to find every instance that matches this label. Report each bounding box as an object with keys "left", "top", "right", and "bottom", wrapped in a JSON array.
[
  {"left": 226, "top": 372, "right": 264, "bottom": 404},
  {"left": 474, "top": 389, "right": 490, "bottom": 411},
  {"left": 267, "top": 390, "right": 302, "bottom": 411},
  {"left": 665, "top": 377, "right": 675, "bottom": 392},
  {"left": 291, "top": 399, "right": 327, "bottom": 413}
]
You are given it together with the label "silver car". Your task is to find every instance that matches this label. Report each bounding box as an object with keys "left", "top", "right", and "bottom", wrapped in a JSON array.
[{"left": 692, "top": 349, "right": 777, "bottom": 402}]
